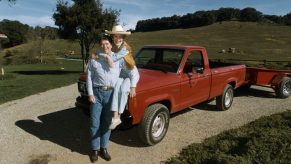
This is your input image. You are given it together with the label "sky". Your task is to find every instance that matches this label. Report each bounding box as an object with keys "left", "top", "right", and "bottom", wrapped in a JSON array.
[{"left": 0, "top": 0, "right": 291, "bottom": 30}]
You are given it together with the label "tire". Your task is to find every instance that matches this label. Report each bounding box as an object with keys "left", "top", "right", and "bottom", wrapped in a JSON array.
[
  {"left": 138, "top": 104, "right": 170, "bottom": 146},
  {"left": 216, "top": 84, "right": 234, "bottom": 111},
  {"left": 275, "top": 77, "right": 291, "bottom": 99}
]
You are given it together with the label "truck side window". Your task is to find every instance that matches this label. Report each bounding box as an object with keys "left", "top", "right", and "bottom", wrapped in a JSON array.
[{"left": 184, "top": 50, "right": 204, "bottom": 73}]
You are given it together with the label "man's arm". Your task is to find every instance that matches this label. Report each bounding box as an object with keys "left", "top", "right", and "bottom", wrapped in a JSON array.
[{"left": 86, "top": 61, "right": 96, "bottom": 103}]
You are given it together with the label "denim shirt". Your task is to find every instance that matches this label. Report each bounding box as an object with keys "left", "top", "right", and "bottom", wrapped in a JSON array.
[{"left": 86, "top": 52, "right": 120, "bottom": 96}]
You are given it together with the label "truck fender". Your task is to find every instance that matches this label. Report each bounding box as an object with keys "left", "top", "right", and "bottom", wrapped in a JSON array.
[{"left": 144, "top": 94, "right": 173, "bottom": 112}]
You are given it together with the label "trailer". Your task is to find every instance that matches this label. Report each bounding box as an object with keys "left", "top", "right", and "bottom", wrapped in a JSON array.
[{"left": 245, "top": 67, "right": 291, "bottom": 98}]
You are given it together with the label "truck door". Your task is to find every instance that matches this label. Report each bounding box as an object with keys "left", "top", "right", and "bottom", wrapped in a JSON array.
[{"left": 179, "top": 50, "right": 211, "bottom": 109}]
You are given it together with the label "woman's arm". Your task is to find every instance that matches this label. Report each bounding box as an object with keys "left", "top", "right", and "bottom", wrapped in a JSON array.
[
  {"left": 128, "top": 66, "right": 140, "bottom": 98},
  {"left": 104, "top": 54, "right": 115, "bottom": 68},
  {"left": 113, "top": 47, "right": 129, "bottom": 62}
]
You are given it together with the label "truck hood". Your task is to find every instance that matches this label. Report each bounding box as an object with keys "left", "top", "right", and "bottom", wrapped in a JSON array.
[{"left": 136, "top": 68, "right": 180, "bottom": 93}]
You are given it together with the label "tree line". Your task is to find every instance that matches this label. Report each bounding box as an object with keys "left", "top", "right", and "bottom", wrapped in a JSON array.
[
  {"left": 0, "top": 19, "right": 58, "bottom": 48},
  {"left": 135, "top": 7, "right": 291, "bottom": 32}
]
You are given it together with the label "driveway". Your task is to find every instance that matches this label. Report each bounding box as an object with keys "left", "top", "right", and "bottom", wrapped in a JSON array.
[{"left": 0, "top": 84, "right": 290, "bottom": 164}]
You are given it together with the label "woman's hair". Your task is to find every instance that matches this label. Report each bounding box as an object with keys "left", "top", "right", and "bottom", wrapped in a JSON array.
[
  {"left": 98, "top": 35, "right": 113, "bottom": 45},
  {"left": 115, "top": 42, "right": 135, "bottom": 70}
]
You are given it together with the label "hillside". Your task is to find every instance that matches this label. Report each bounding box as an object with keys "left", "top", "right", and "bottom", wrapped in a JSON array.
[
  {"left": 127, "top": 21, "right": 291, "bottom": 68},
  {"left": 2, "top": 21, "right": 291, "bottom": 68}
]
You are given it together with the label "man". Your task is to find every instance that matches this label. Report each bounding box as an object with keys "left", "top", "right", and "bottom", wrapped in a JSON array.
[{"left": 86, "top": 35, "right": 119, "bottom": 162}]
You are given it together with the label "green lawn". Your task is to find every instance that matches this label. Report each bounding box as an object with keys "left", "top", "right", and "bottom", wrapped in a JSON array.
[
  {"left": 166, "top": 110, "right": 291, "bottom": 164},
  {"left": 0, "top": 60, "right": 82, "bottom": 104}
]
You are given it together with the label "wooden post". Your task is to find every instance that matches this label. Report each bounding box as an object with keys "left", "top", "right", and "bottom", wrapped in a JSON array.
[{"left": 1, "top": 67, "right": 4, "bottom": 80}]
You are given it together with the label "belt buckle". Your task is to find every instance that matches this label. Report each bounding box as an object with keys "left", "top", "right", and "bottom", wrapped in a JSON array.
[{"left": 103, "top": 86, "right": 108, "bottom": 90}]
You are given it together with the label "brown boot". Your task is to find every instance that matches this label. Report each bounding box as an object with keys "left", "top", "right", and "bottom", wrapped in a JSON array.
[
  {"left": 100, "top": 148, "right": 111, "bottom": 161},
  {"left": 89, "top": 150, "right": 98, "bottom": 163}
]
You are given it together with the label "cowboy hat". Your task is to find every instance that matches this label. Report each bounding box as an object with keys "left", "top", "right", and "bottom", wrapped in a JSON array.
[{"left": 105, "top": 25, "right": 131, "bottom": 35}]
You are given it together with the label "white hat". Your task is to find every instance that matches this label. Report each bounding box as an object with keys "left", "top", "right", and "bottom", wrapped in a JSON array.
[{"left": 105, "top": 25, "right": 131, "bottom": 35}]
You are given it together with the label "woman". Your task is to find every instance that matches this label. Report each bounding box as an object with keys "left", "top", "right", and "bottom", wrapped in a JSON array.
[{"left": 104, "top": 25, "right": 140, "bottom": 129}]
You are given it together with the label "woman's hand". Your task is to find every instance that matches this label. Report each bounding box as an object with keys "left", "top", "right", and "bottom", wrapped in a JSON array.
[
  {"left": 129, "top": 87, "right": 136, "bottom": 98},
  {"left": 88, "top": 95, "right": 96, "bottom": 103}
]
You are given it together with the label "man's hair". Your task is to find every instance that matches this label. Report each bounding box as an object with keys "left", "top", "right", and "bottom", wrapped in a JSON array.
[{"left": 99, "top": 35, "right": 113, "bottom": 45}]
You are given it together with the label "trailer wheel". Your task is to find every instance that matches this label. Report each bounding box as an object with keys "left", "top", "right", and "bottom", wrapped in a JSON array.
[
  {"left": 275, "top": 77, "right": 291, "bottom": 99},
  {"left": 216, "top": 84, "right": 234, "bottom": 111},
  {"left": 138, "top": 104, "right": 170, "bottom": 146}
]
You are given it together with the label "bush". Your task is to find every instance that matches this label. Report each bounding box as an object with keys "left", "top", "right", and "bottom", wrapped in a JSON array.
[{"left": 166, "top": 110, "right": 291, "bottom": 164}]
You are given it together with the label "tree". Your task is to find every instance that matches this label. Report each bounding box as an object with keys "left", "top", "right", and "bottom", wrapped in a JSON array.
[
  {"left": 53, "top": 0, "right": 119, "bottom": 71},
  {"left": 0, "top": 19, "right": 29, "bottom": 47},
  {"left": 240, "top": 7, "right": 262, "bottom": 22},
  {"left": 283, "top": 12, "right": 291, "bottom": 25},
  {"left": 217, "top": 8, "right": 241, "bottom": 22},
  {"left": 0, "top": 0, "right": 16, "bottom": 2}
]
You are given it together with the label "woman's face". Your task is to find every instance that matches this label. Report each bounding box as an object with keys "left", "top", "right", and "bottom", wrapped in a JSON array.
[{"left": 113, "top": 34, "right": 124, "bottom": 46}]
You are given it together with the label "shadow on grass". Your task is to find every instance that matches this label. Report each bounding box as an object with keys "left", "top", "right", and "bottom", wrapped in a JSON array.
[
  {"left": 13, "top": 70, "right": 81, "bottom": 75},
  {"left": 15, "top": 108, "right": 90, "bottom": 155}
]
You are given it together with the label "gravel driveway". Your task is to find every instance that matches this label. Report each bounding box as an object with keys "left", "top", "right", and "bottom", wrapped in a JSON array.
[{"left": 0, "top": 84, "right": 290, "bottom": 164}]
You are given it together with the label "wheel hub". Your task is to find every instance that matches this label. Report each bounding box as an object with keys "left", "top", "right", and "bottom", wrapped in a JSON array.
[{"left": 152, "top": 114, "right": 165, "bottom": 138}]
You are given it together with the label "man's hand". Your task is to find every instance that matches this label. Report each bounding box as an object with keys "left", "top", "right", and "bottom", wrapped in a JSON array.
[
  {"left": 88, "top": 95, "right": 96, "bottom": 103},
  {"left": 129, "top": 87, "right": 136, "bottom": 98}
]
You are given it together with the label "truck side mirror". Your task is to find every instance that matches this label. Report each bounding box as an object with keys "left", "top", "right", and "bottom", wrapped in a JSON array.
[{"left": 194, "top": 67, "right": 204, "bottom": 74}]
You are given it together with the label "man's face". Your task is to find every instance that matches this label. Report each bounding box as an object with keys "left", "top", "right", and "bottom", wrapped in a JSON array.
[
  {"left": 113, "top": 34, "right": 124, "bottom": 47},
  {"left": 100, "top": 39, "right": 112, "bottom": 54}
]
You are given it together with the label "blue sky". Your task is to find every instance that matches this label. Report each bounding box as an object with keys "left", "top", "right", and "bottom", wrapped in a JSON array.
[{"left": 0, "top": 0, "right": 290, "bottom": 30}]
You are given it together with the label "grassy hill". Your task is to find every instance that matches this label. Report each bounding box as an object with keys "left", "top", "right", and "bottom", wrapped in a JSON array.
[
  {"left": 1, "top": 21, "right": 291, "bottom": 68},
  {"left": 127, "top": 21, "right": 291, "bottom": 69}
]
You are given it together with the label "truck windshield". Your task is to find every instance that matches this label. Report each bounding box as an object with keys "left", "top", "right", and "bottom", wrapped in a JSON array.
[{"left": 135, "top": 48, "right": 184, "bottom": 73}]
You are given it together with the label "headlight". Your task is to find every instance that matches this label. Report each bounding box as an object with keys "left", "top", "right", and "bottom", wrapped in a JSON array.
[{"left": 78, "top": 81, "right": 87, "bottom": 94}]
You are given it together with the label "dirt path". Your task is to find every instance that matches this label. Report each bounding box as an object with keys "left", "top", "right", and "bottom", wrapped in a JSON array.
[{"left": 0, "top": 84, "right": 290, "bottom": 164}]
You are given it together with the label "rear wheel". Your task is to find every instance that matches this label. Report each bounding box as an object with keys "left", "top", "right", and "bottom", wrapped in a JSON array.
[
  {"left": 138, "top": 104, "right": 170, "bottom": 146},
  {"left": 275, "top": 77, "right": 291, "bottom": 99},
  {"left": 216, "top": 84, "right": 234, "bottom": 111}
]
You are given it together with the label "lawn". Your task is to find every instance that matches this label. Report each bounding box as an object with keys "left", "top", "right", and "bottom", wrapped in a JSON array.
[
  {"left": 166, "top": 110, "right": 291, "bottom": 164},
  {"left": 0, "top": 60, "right": 82, "bottom": 104}
]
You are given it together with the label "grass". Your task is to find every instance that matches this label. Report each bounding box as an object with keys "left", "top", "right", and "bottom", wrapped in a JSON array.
[
  {"left": 0, "top": 60, "right": 82, "bottom": 104},
  {"left": 127, "top": 21, "right": 291, "bottom": 69},
  {"left": 165, "top": 110, "right": 291, "bottom": 164}
]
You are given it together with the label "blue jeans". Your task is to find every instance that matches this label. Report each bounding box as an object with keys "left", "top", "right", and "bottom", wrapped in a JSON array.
[
  {"left": 111, "top": 77, "right": 130, "bottom": 114},
  {"left": 90, "top": 88, "right": 113, "bottom": 150}
]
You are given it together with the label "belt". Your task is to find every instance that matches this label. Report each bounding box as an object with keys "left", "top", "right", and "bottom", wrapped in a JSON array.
[{"left": 94, "top": 86, "right": 114, "bottom": 90}]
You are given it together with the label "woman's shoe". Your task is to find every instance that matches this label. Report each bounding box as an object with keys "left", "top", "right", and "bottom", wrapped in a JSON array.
[{"left": 109, "top": 118, "right": 122, "bottom": 130}]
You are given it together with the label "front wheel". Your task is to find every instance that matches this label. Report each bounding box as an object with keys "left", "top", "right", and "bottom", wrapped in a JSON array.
[
  {"left": 138, "top": 104, "right": 170, "bottom": 146},
  {"left": 275, "top": 77, "right": 291, "bottom": 99},
  {"left": 216, "top": 84, "right": 234, "bottom": 111}
]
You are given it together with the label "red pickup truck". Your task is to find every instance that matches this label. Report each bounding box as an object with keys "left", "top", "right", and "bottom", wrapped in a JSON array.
[{"left": 76, "top": 45, "right": 248, "bottom": 145}]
